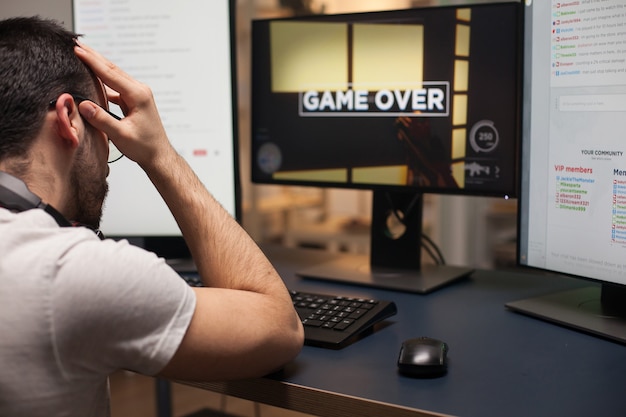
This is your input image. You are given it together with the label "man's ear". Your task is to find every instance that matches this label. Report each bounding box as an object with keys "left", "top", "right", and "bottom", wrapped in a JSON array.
[{"left": 52, "top": 93, "right": 82, "bottom": 150}]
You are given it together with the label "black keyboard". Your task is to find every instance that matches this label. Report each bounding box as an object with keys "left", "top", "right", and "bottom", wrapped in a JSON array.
[
  {"left": 291, "top": 290, "right": 397, "bottom": 349},
  {"left": 178, "top": 273, "right": 397, "bottom": 349}
]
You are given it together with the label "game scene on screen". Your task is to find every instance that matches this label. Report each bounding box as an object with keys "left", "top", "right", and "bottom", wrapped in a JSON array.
[{"left": 251, "top": 4, "right": 520, "bottom": 195}]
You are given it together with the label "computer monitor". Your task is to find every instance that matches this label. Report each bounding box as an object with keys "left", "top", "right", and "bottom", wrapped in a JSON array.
[
  {"left": 510, "top": 0, "right": 626, "bottom": 344},
  {"left": 251, "top": 2, "right": 522, "bottom": 293},
  {"left": 72, "top": 0, "right": 240, "bottom": 260}
]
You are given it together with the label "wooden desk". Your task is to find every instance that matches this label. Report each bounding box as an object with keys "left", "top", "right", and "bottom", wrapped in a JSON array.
[{"left": 181, "top": 246, "right": 625, "bottom": 417}]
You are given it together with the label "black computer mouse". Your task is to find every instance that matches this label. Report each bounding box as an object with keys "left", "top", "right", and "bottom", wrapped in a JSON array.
[{"left": 397, "top": 337, "right": 449, "bottom": 378}]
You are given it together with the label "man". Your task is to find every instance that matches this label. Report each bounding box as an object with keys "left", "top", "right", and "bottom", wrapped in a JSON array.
[{"left": 0, "top": 17, "right": 304, "bottom": 416}]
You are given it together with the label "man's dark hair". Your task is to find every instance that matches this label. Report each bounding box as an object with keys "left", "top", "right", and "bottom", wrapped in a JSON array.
[{"left": 0, "top": 17, "right": 96, "bottom": 160}]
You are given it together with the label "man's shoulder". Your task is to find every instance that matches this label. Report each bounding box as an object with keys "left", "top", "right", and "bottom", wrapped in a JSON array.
[{"left": 2, "top": 209, "right": 171, "bottom": 280}]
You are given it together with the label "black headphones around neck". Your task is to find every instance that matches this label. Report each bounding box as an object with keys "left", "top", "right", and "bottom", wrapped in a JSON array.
[{"left": 0, "top": 171, "right": 103, "bottom": 239}]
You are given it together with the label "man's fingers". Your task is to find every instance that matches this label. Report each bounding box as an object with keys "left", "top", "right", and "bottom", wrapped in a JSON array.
[
  {"left": 104, "top": 85, "right": 121, "bottom": 102},
  {"left": 74, "top": 42, "right": 134, "bottom": 96},
  {"left": 78, "top": 100, "right": 122, "bottom": 139}
]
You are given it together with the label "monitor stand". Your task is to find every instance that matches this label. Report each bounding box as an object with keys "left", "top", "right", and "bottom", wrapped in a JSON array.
[
  {"left": 297, "top": 191, "right": 473, "bottom": 294},
  {"left": 506, "top": 283, "right": 626, "bottom": 344}
]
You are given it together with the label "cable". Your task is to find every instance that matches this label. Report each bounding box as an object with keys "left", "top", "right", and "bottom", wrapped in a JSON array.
[
  {"left": 421, "top": 233, "right": 446, "bottom": 265},
  {"left": 384, "top": 192, "right": 422, "bottom": 223},
  {"left": 383, "top": 192, "right": 447, "bottom": 265},
  {"left": 421, "top": 238, "right": 441, "bottom": 265}
]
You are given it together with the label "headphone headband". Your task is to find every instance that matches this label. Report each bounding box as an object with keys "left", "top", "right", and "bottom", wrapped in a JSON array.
[{"left": 0, "top": 171, "right": 43, "bottom": 211}]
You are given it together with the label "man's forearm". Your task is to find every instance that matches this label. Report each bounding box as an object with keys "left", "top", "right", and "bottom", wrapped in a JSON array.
[{"left": 140, "top": 147, "right": 284, "bottom": 293}]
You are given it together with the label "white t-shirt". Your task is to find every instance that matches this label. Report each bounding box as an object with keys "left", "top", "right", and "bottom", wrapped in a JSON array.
[{"left": 0, "top": 208, "right": 196, "bottom": 417}]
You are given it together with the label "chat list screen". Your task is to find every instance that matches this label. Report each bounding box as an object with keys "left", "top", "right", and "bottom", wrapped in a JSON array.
[{"left": 521, "top": 0, "right": 626, "bottom": 284}]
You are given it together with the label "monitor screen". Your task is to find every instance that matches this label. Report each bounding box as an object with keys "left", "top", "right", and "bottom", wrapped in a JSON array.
[
  {"left": 511, "top": 0, "right": 626, "bottom": 343},
  {"left": 251, "top": 2, "right": 522, "bottom": 293},
  {"left": 251, "top": 2, "right": 520, "bottom": 197},
  {"left": 72, "top": 0, "right": 240, "bottom": 258}
]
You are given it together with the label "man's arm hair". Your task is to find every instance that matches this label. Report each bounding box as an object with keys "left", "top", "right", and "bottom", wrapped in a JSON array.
[{"left": 145, "top": 149, "right": 304, "bottom": 380}]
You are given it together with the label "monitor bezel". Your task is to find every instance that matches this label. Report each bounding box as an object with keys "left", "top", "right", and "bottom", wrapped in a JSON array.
[{"left": 250, "top": 1, "right": 523, "bottom": 200}]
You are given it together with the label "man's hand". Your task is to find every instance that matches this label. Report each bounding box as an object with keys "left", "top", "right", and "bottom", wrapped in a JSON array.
[{"left": 74, "top": 41, "right": 173, "bottom": 168}]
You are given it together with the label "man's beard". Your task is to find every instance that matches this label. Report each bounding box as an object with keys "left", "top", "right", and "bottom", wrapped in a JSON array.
[{"left": 67, "top": 144, "right": 109, "bottom": 229}]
